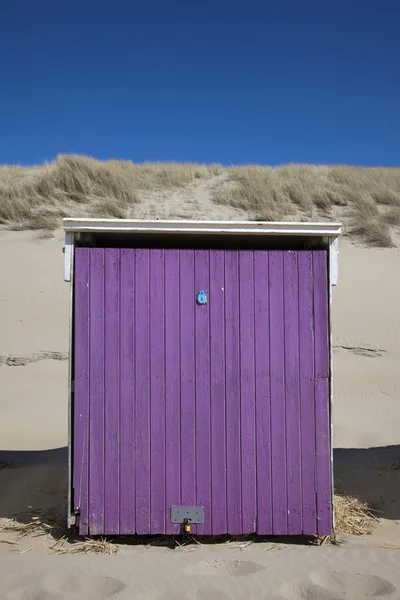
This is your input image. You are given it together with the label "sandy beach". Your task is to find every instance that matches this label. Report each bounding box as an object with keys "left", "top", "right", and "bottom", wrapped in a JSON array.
[{"left": 1, "top": 224, "right": 400, "bottom": 599}]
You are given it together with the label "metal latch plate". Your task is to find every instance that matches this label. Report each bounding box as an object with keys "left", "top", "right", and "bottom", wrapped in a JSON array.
[{"left": 171, "top": 506, "right": 204, "bottom": 524}]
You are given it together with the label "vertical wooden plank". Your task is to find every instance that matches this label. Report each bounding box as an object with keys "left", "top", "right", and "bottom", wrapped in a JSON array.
[
  {"left": 239, "top": 251, "right": 256, "bottom": 534},
  {"left": 180, "top": 250, "right": 197, "bottom": 531},
  {"left": 119, "top": 249, "right": 135, "bottom": 534},
  {"left": 269, "top": 251, "right": 287, "bottom": 535},
  {"left": 314, "top": 251, "right": 330, "bottom": 380},
  {"left": 225, "top": 251, "right": 242, "bottom": 534},
  {"left": 104, "top": 249, "right": 120, "bottom": 534},
  {"left": 210, "top": 250, "right": 227, "bottom": 534},
  {"left": 88, "top": 248, "right": 105, "bottom": 535},
  {"left": 150, "top": 250, "right": 166, "bottom": 534},
  {"left": 165, "top": 250, "right": 181, "bottom": 534},
  {"left": 283, "top": 251, "right": 302, "bottom": 534},
  {"left": 73, "top": 247, "right": 89, "bottom": 535},
  {"left": 135, "top": 249, "right": 151, "bottom": 534},
  {"left": 298, "top": 251, "right": 317, "bottom": 534},
  {"left": 313, "top": 250, "right": 332, "bottom": 536},
  {"left": 254, "top": 251, "right": 272, "bottom": 535},
  {"left": 194, "top": 250, "right": 211, "bottom": 535}
]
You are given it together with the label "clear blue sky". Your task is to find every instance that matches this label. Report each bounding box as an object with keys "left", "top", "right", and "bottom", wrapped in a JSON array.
[{"left": 1, "top": 0, "right": 399, "bottom": 167}]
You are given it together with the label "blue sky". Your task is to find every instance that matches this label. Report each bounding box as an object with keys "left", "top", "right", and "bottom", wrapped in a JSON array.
[{"left": 1, "top": 0, "right": 399, "bottom": 166}]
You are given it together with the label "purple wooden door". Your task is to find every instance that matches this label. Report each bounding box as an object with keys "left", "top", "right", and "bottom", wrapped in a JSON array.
[{"left": 73, "top": 248, "right": 331, "bottom": 536}]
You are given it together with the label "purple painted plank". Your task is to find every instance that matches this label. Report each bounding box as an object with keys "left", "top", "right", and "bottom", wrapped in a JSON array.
[
  {"left": 269, "top": 251, "right": 287, "bottom": 535},
  {"left": 165, "top": 251, "right": 181, "bottom": 534},
  {"left": 73, "top": 248, "right": 89, "bottom": 535},
  {"left": 313, "top": 251, "right": 332, "bottom": 535},
  {"left": 298, "top": 252, "right": 317, "bottom": 534},
  {"left": 254, "top": 251, "right": 272, "bottom": 535},
  {"left": 119, "top": 249, "right": 135, "bottom": 534},
  {"left": 150, "top": 250, "right": 166, "bottom": 533},
  {"left": 315, "top": 378, "right": 331, "bottom": 535},
  {"left": 314, "top": 252, "right": 329, "bottom": 379},
  {"left": 194, "top": 250, "right": 211, "bottom": 535},
  {"left": 104, "top": 249, "right": 120, "bottom": 534},
  {"left": 225, "top": 251, "right": 242, "bottom": 534},
  {"left": 209, "top": 251, "right": 227, "bottom": 534},
  {"left": 75, "top": 246, "right": 331, "bottom": 537},
  {"left": 179, "top": 250, "right": 197, "bottom": 531},
  {"left": 135, "top": 249, "right": 151, "bottom": 534},
  {"left": 88, "top": 249, "right": 105, "bottom": 535},
  {"left": 283, "top": 251, "right": 302, "bottom": 534},
  {"left": 239, "top": 251, "right": 256, "bottom": 534}
]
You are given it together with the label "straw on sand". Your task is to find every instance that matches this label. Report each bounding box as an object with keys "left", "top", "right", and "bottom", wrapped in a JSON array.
[
  {"left": 333, "top": 493, "right": 378, "bottom": 536},
  {"left": 0, "top": 508, "right": 66, "bottom": 539},
  {"left": 56, "top": 538, "right": 117, "bottom": 555},
  {"left": 0, "top": 507, "right": 117, "bottom": 555}
]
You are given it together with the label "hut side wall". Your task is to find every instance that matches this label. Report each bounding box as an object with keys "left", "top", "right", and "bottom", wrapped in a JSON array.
[{"left": 72, "top": 247, "right": 331, "bottom": 536}]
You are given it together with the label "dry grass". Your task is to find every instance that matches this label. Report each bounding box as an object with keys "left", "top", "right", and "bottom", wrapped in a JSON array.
[
  {"left": 0, "top": 507, "right": 67, "bottom": 540},
  {"left": 333, "top": 493, "right": 378, "bottom": 536},
  {"left": 0, "top": 155, "right": 222, "bottom": 230},
  {"left": 56, "top": 538, "right": 118, "bottom": 555},
  {"left": 384, "top": 207, "right": 400, "bottom": 226},
  {"left": 1, "top": 157, "right": 400, "bottom": 246},
  {"left": 214, "top": 164, "right": 400, "bottom": 246},
  {"left": 350, "top": 196, "right": 394, "bottom": 247},
  {"left": 0, "top": 507, "right": 117, "bottom": 555}
]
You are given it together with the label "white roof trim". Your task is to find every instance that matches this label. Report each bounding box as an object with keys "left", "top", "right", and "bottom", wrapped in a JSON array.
[{"left": 63, "top": 218, "right": 342, "bottom": 237}]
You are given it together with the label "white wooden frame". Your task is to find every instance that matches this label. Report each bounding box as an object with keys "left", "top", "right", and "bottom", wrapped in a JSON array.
[{"left": 64, "top": 219, "right": 341, "bottom": 285}]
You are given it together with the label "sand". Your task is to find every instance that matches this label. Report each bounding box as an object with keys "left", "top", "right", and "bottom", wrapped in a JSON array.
[
  {"left": 1, "top": 223, "right": 400, "bottom": 599},
  {"left": 1, "top": 547, "right": 400, "bottom": 599}
]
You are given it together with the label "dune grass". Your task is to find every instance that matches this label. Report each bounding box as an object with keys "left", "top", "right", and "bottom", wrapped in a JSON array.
[
  {"left": 213, "top": 164, "right": 400, "bottom": 247},
  {"left": 0, "top": 155, "right": 399, "bottom": 246},
  {"left": 0, "top": 155, "right": 222, "bottom": 230}
]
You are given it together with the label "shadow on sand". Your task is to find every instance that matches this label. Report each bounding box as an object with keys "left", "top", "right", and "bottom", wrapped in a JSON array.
[
  {"left": 0, "top": 444, "right": 399, "bottom": 546},
  {"left": 0, "top": 447, "right": 68, "bottom": 519},
  {"left": 334, "top": 444, "right": 400, "bottom": 520}
]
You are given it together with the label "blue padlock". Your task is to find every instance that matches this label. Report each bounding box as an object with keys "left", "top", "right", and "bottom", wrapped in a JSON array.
[{"left": 196, "top": 290, "right": 207, "bottom": 305}]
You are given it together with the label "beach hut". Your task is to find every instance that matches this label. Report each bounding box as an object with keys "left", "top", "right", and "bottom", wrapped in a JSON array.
[{"left": 64, "top": 218, "right": 341, "bottom": 537}]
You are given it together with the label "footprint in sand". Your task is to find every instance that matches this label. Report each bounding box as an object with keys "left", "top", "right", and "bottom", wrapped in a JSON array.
[
  {"left": 280, "top": 571, "right": 396, "bottom": 600},
  {"left": 184, "top": 559, "right": 266, "bottom": 577},
  {"left": 2, "top": 572, "right": 125, "bottom": 600}
]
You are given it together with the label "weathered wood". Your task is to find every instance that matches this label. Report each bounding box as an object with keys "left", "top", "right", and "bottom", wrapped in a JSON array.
[
  {"left": 88, "top": 249, "right": 105, "bottom": 535},
  {"left": 298, "top": 251, "right": 317, "bottom": 534},
  {"left": 269, "top": 251, "right": 288, "bottom": 535},
  {"left": 313, "top": 251, "right": 332, "bottom": 535},
  {"left": 134, "top": 249, "right": 151, "bottom": 534},
  {"left": 225, "top": 251, "right": 242, "bottom": 534},
  {"left": 194, "top": 251, "right": 211, "bottom": 535},
  {"left": 73, "top": 247, "right": 89, "bottom": 534},
  {"left": 73, "top": 247, "right": 331, "bottom": 536},
  {"left": 165, "top": 250, "right": 181, "bottom": 534},
  {"left": 284, "top": 251, "right": 302, "bottom": 535},
  {"left": 150, "top": 250, "right": 166, "bottom": 534},
  {"left": 119, "top": 249, "right": 135, "bottom": 534},
  {"left": 239, "top": 251, "right": 256, "bottom": 534},
  {"left": 210, "top": 250, "right": 227, "bottom": 534},
  {"left": 179, "top": 250, "right": 197, "bottom": 532},
  {"left": 254, "top": 251, "right": 272, "bottom": 535}
]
